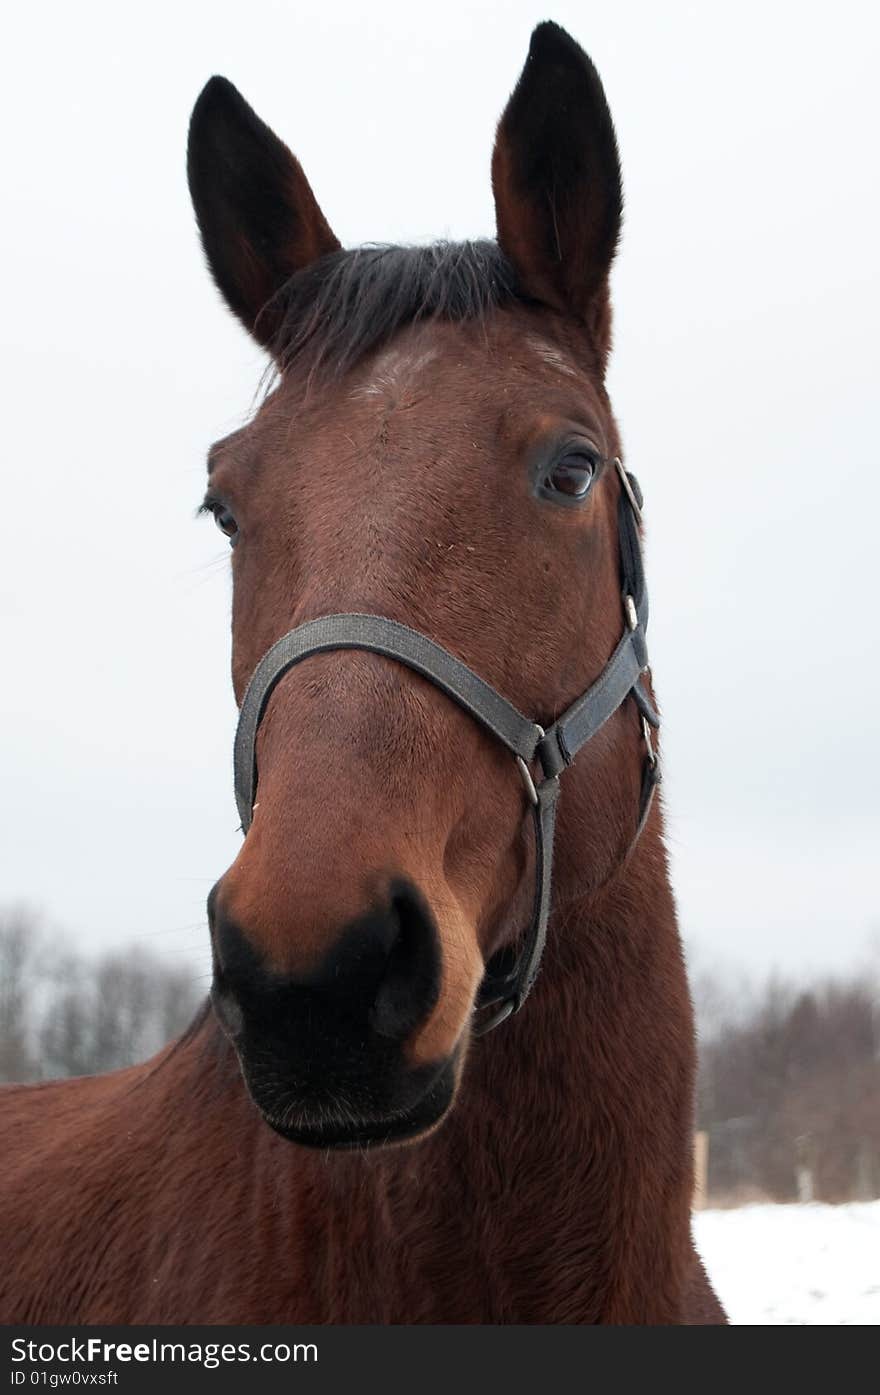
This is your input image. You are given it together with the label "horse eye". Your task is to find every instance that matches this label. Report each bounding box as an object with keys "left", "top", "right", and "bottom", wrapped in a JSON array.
[
  {"left": 214, "top": 506, "right": 239, "bottom": 544},
  {"left": 539, "top": 451, "right": 598, "bottom": 503}
]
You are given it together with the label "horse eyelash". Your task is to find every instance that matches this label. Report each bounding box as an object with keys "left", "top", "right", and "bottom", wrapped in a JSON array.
[{"left": 196, "top": 494, "right": 222, "bottom": 519}]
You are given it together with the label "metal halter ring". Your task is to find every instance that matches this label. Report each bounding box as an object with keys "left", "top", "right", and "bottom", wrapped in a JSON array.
[
  {"left": 614, "top": 456, "right": 643, "bottom": 526},
  {"left": 641, "top": 715, "right": 657, "bottom": 768},
  {"left": 515, "top": 725, "right": 544, "bottom": 807}
]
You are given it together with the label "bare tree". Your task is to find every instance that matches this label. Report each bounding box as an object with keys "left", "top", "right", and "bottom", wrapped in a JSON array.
[
  {"left": 0, "top": 906, "right": 201, "bottom": 1083},
  {"left": 696, "top": 965, "right": 879, "bottom": 1203},
  {"left": 0, "top": 907, "right": 40, "bottom": 1081}
]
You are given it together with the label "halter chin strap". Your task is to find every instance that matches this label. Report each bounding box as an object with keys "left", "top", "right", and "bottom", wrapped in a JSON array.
[{"left": 232, "top": 459, "right": 660, "bottom": 1035}]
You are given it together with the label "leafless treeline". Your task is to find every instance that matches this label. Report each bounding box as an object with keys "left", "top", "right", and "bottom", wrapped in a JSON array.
[
  {"left": 693, "top": 956, "right": 880, "bottom": 1204},
  {"left": 0, "top": 906, "right": 201, "bottom": 1083}
]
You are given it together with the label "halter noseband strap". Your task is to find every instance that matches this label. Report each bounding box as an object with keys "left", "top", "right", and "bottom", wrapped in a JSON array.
[{"left": 232, "top": 459, "right": 659, "bottom": 1035}]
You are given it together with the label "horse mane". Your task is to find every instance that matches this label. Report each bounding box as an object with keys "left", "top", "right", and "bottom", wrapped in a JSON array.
[{"left": 264, "top": 240, "right": 521, "bottom": 379}]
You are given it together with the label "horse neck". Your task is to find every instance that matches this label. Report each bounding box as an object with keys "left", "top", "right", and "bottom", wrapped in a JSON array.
[{"left": 438, "top": 815, "right": 696, "bottom": 1307}]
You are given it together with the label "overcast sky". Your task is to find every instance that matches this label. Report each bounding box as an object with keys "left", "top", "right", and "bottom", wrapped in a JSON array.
[{"left": 2, "top": 0, "right": 878, "bottom": 986}]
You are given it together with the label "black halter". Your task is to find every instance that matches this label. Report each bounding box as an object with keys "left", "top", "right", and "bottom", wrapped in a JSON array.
[{"left": 232, "top": 458, "right": 660, "bottom": 1035}]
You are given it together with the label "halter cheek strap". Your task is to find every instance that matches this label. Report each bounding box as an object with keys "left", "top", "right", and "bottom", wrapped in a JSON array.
[{"left": 232, "top": 460, "right": 659, "bottom": 1035}]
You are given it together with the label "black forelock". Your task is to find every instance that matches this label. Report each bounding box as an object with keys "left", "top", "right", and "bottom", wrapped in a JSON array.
[{"left": 262, "top": 240, "right": 522, "bottom": 379}]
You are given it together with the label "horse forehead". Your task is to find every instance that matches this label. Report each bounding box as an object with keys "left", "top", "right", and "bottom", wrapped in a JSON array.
[
  {"left": 349, "top": 330, "right": 582, "bottom": 404},
  {"left": 522, "top": 335, "right": 581, "bottom": 378},
  {"left": 351, "top": 344, "right": 441, "bottom": 399}
]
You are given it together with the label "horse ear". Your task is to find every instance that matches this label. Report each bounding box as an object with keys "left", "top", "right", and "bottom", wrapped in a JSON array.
[
  {"left": 187, "top": 77, "right": 340, "bottom": 350},
  {"left": 492, "top": 23, "right": 622, "bottom": 350}
]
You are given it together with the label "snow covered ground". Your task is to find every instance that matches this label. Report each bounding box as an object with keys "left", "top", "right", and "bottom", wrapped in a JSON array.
[{"left": 693, "top": 1201, "right": 880, "bottom": 1324}]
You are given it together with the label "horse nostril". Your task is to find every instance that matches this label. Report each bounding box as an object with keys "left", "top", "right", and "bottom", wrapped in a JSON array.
[
  {"left": 208, "top": 876, "right": 440, "bottom": 1046},
  {"left": 369, "top": 879, "right": 440, "bottom": 1041}
]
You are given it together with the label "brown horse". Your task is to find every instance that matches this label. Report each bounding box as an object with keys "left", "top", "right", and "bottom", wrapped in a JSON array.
[{"left": 0, "top": 23, "right": 725, "bottom": 1323}]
